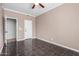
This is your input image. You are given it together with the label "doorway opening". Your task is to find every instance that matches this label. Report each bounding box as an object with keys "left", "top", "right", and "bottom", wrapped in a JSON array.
[
  {"left": 24, "top": 20, "right": 32, "bottom": 39},
  {"left": 4, "top": 17, "right": 18, "bottom": 56}
]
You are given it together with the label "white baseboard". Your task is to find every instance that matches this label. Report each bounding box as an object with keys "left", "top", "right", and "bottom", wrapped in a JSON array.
[
  {"left": 17, "top": 39, "right": 25, "bottom": 42},
  {"left": 17, "top": 38, "right": 35, "bottom": 42},
  {"left": 4, "top": 8, "right": 36, "bottom": 17},
  {"left": 37, "top": 38, "right": 79, "bottom": 53}
]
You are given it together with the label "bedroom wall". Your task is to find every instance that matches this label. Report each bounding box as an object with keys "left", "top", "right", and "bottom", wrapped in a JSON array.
[
  {"left": 36, "top": 4, "right": 79, "bottom": 50},
  {"left": 0, "top": 4, "right": 4, "bottom": 53}
]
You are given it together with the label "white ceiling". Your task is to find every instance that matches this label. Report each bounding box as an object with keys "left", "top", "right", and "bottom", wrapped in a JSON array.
[{"left": 3, "top": 3, "right": 63, "bottom": 17}]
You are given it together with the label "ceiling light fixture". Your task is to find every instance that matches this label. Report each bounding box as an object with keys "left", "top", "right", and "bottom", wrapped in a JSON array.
[{"left": 32, "top": 3, "right": 45, "bottom": 9}]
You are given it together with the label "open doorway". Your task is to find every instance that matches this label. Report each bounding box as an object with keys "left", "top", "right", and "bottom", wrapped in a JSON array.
[
  {"left": 4, "top": 17, "right": 18, "bottom": 56},
  {"left": 5, "top": 18, "right": 16, "bottom": 42},
  {"left": 24, "top": 20, "right": 32, "bottom": 39}
]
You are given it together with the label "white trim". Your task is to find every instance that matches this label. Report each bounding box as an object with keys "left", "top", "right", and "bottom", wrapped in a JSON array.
[
  {"left": 37, "top": 38, "right": 79, "bottom": 53},
  {"left": 4, "top": 8, "right": 36, "bottom": 17},
  {"left": 17, "top": 39, "right": 25, "bottom": 42},
  {"left": 36, "top": 3, "right": 64, "bottom": 17},
  {"left": 0, "top": 45, "right": 3, "bottom": 54},
  {"left": 4, "top": 16, "right": 18, "bottom": 41}
]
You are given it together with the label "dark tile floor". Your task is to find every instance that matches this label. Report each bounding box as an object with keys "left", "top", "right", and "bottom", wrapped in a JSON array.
[
  {"left": 1, "top": 40, "right": 17, "bottom": 56},
  {"left": 32, "top": 39, "right": 79, "bottom": 56},
  {"left": 0, "top": 39, "right": 79, "bottom": 56}
]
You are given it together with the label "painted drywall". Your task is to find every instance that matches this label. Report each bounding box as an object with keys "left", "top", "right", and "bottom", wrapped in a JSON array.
[
  {"left": 36, "top": 4, "right": 79, "bottom": 50},
  {"left": 4, "top": 9, "right": 36, "bottom": 41},
  {"left": 0, "top": 4, "right": 4, "bottom": 53}
]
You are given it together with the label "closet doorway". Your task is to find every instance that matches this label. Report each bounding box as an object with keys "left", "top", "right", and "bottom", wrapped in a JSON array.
[{"left": 4, "top": 17, "right": 18, "bottom": 55}]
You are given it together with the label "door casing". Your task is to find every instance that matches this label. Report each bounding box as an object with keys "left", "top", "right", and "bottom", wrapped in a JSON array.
[{"left": 4, "top": 16, "right": 18, "bottom": 42}]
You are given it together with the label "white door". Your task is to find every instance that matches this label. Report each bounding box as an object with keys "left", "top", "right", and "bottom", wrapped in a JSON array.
[
  {"left": 24, "top": 20, "right": 32, "bottom": 39},
  {"left": 5, "top": 18, "right": 16, "bottom": 40}
]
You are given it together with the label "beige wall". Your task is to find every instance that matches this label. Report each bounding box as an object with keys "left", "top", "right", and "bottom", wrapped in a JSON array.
[
  {"left": 4, "top": 9, "right": 36, "bottom": 41},
  {"left": 36, "top": 4, "right": 79, "bottom": 50},
  {"left": 0, "top": 4, "right": 4, "bottom": 53}
]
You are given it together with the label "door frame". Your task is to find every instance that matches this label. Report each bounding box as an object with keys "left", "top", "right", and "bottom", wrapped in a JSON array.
[
  {"left": 4, "top": 16, "right": 18, "bottom": 42},
  {"left": 3, "top": 16, "right": 18, "bottom": 55}
]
